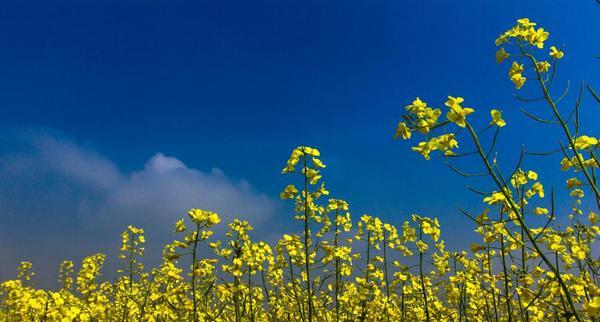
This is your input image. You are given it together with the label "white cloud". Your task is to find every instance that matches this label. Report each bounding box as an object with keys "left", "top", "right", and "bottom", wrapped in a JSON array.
[
  {"left": 101, "top": 152, "right": 275, "bottom": 229},
  {"left": 0, "top": 128, "right": 276, "bottom": 285}
]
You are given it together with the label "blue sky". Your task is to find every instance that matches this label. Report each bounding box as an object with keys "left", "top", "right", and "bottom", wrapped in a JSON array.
[{"left": 0, "top": 1, "right": 599, "bottom": 285}]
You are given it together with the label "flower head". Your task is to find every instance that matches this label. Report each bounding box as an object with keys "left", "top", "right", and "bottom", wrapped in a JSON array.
[
  {"left": 490, "top": 109, "right": 506, "bottom": 127},
  {"left": 549, "top": 46, "right": 564, "bottom": 59},
  {"left": 445, "top": 96, "right": 474, "bottom": 128},
  {"left": 496, "top": 47, "right": 510, "bottom": 64}
]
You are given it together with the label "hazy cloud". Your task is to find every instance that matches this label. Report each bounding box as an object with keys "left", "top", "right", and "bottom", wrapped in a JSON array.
[{"left": 0, "top": 128, "right": 276, "bottom": 285}]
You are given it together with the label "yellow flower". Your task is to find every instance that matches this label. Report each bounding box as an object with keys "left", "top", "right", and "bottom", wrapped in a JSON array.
[
  {"left": 445, "top": 96, "right": 474, "bottom": 128},
  {"left": 207, "top": 212, "right": 221, "bottom": 225},
  {"left": 280, "top": 184, "right": 298, "bottom": 199},
  {"left": 571, "top": 244, "right": 587, "bottom": 260},
  {"left": 421, "top": 218, "right": 441, "bottom": 242},
  {"left": 546, "top": 234, "right": 566, "bottom": 252},
  {"left": 517, "top": 18, "right": 536, "bottom": 28},
  {"left": 436, "top": 134, "right": 459, "bottom": 156},
  {"left": 495, "top": 33, "right": 509, "bottom": 46},
  {"left": 531, "top": 182, "right": 544, "bottom": 198},
  {"left": 573, "top": 135, "right": 599, "bottom": 150},
  {"left": 561, "top": 157, "right": 573, "bottom": 170},
  {"left": 584, "top": 297, "right": 600, "bottom": 317},
  {"left": 404, "top": 97, "right": 441, "bottom": 134},
  {"left": 394, "top": 122, "right": 411, "bottom": 140},
  {"left": 511, "top": 73, "right": 526, "bottom": 89},
  {"left": 483, "top": 191, "right": 507, "bottom": 205},
  {"left": 570, "top": 188, "right": 584, "bottom": 198},
  {"left": 535, "top": 61, "right": 551, "bottom": 73},
  {"left": 525, "top": 27, "right": 549, "bottom": 48},
  {"left": 405, "top": 97, "right": 427, "bottom": 113},
  {"left": 495, "top": 47, "right": 510, "bottom": 64},
  {"left": 445, "top": 95, "right": 463, "bottom": 107},
  {"left": 312, "top": 157, "right": 326, "bottom": 168},
  {"left": 301, "top": 146, "right": 320, "bottom": 156},
  {"left": 304, "top": 168, "right": 322, "bottom": 184},
  {"left": 490, "top": 109, "right": 506, "bottom": 127},
  {"left": 411, "top": 141, "right": 435, "bottom": 160},
  {"left": 527, "top": 170, "right": 538, "bottom": 180},
  {"left": 470, "top": 243, "right": 486, "bottom": 253},
  {"left": 416, "top": 240, "right": 428, "bottom": 253},
  {"left": 589, "top": 212, "right": 598, "bottom": 224},
  {"left": 549, "top": 46, "right": 564, "bottom": 59},
  {"left": 188, "top": 208, "right": 221, "bottom": 226},
  {"left": 511, "top": 170, "right": 528, "bottom": 187},
  {"left": 566, "top": 177, "right": 582, "bottom": 190},
  {"left": 508, "top": 61, "right": 526, "bottom": 89},
  {"left": 174, "top": 219, "right": 187, "bottom": 232}
]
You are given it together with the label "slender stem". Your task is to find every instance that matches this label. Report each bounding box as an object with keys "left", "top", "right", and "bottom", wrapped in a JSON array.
[
  {"left": 302, "top": 154, "right": 313, "bottom": 322},
  {"left": 359, "top": 231, "right": 371, "bottom": 322},
  {"left": 466, "top": 123, "right": 582, "bottom": 322},
  {"left": 486, "top": 243, "right": 499, "bottom": 322},
  {"left": 419, "top": 226, "right": 431, "bottom": 322},
  {"left": 334, "top": 210, "right": 340, "bottom": 322},
  {"left": 499, "top": 225, "right": 513, "bottom": 322},
  {"left": 191, "top": 223, "right": 201, "bottom": 322},
  {"left": 383, "top": 230, "right": 390, "bottom": 299},
  {"left": 525, "top": 52, "right": 600, "bottom": 208},
  {"left": 234, "top": 233, "right": 241, "bottom": 322}
]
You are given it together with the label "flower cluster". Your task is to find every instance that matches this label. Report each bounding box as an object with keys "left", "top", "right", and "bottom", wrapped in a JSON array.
[{"left": 495, "top": 18, "right": 564, "bottom": 90}]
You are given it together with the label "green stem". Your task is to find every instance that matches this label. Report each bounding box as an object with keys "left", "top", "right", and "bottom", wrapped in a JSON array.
[
  {"left": 191, "top": 223, "right": 201, "bottom": 322},
  {"left": 525, "top": 52, "right": 600, "bottom": 207},
  {"left": 334, "top": 210, "right": 340, "bottom": 322},
  {"left": 302, "top": 154, "right": 313, "bottom": 322},
  {"left": 419, "top": 226, "right": 431, "bottom": 322},
  {"left": 466, "top": 123, "right": 582, "bottom": 322}
]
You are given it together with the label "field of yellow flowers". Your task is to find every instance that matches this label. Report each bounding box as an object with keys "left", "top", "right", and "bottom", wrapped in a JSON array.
[{"left": 1, "top": 19, "right": 599, "bottom": 322}]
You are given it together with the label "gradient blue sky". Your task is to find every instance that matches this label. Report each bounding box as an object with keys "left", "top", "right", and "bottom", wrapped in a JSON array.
[{"left": 1, "top": 1, "right": 599, "bottom": 284}]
